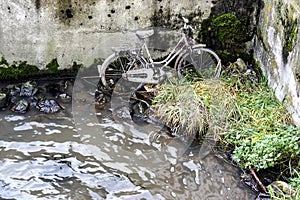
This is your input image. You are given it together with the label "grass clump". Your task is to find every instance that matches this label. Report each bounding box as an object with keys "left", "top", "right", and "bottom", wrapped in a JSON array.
[
  {"left": 222, "top": 64, "right": 300, "bottom": 199},
  {"left": 221, "top": 76, "right": 300, "bottom": 172},
  {"left": 152, "top": 79, "right": 209, "bottom": 136},
  {"left": 152, "top": 78, "right": 234, "bottom": 138}
]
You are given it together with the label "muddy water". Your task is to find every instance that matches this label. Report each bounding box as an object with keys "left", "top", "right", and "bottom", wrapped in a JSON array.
[{"left": 0, "top": 73, "right": 256, "bottom": 199}]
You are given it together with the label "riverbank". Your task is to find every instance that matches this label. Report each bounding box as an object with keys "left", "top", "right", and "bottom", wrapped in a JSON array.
[
  {"left": 150, "top": 60, "right": 300, "bottom": 199},
  {"left": 1, "top": 60, "right": 299, "bottom": 199}
]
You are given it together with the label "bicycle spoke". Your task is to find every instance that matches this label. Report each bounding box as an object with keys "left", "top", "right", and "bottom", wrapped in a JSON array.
[
  {"left": 100, "top": 51, "right": 146, "bottom": 89},
  {"left": 177, "top": 47, "right": 221, "bottom": 79}
]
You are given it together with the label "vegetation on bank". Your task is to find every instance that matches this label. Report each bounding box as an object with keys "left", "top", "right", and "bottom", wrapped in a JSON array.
[
  {"left": 0, "top": 57, "right": 80, "bottom": 80},
  {"left": 152, "top": 62, "right": 300, "bottom": 199}
]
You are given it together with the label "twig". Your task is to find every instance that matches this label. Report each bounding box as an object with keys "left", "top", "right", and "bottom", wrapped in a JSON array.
[
  {"left": 249, "top": 166, "right": 268, "bottom": 193},
  {"left": 130, "top": 97, "right": 151, "bottom": 107}
]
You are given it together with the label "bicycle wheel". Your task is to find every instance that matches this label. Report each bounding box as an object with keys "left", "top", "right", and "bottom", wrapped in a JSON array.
[
  {"left": 100, "top": 52, "right": 144, "bottom": 90},
  {"left": 176, "top": 47, "right": 222, "bottom": 79}
]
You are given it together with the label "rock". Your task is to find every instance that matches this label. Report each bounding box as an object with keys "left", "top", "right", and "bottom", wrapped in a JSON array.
[
  {"left": 57, "top": 93, "right": 72, "bottom": 103},
  {"left": 7, "top": 81, "right": 38, "bottom": 100},
  {"left": 10, "top": 99, "right": 29, "bottom": 113},
  {"left": 234, "top": 58, "right": 247, "bottom": 72},
  {"left": 0, "top": 92, "right": 8, "bottom": 108},
  {"left": 0, "top": 88, "right": 10, "bottom": 108},
  {"left": 267, "top": 181, "right": 296, "bottom": 198},
  {"left": 36, "top": 99, "right": 62, "bottom": 113},
  {"left": 8, "top": 84, "right": 21, "bottom": 98}
]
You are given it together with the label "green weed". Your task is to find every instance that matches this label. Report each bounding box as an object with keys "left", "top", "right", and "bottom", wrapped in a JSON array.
[{"left": 153, "top": 61, "right": 300, "bottom": 196}]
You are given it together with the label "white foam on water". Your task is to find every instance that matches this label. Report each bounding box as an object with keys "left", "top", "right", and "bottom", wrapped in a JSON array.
[
  {"left": 4, "top": 115, "right": 26, "bottom": 122},
  {"left": 45, "top": 129, "right": 61, "bottom": 135},
  {"left": 13, "top": 121, "right": 75, "bottom": 131}
]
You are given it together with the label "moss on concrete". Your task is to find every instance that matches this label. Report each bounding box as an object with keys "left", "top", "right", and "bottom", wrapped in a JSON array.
[
  {"left": 0, "top": 57, "right": 80, "bottom": 81},
  {"left": 0, "top": 57, "right": 9, "bottom": 66},
  {"left": 199, "top": 13, "right": 254, "bottom": 65},
  {"left": 282, "top": 18, "right": 298, "bottom": 63},
  {"left": 275, "top": 2, "right": 299, "bottom": 63},
  {"left": 46, "top": 58, "right": 59, "bottom": 73},
  {"left": 0, "top": 58, "right": 39, "bottom": 80}
]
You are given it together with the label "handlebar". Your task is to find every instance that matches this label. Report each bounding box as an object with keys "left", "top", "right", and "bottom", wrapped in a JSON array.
[
  {"left": 178, "top": 13, "right": 189, "bottom": 23},
  {"left": 178, "top": 13, "right": 189, "bottom": 24},
  {"left": 178, "top": 14, "right": 194, "bottom": 38}
]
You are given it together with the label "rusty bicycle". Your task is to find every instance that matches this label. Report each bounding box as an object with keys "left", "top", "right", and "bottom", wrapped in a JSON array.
[{"left": 97, "top": 15, "right": 222, "bottom": 91}]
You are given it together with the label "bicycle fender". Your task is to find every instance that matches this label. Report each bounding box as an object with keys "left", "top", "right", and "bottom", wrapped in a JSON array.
[{"left": 99, "top": 53, "right": 117, "bottom": 77}]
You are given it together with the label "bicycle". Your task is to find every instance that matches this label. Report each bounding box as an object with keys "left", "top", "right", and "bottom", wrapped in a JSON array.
[
  {"left": 97, "top": 15, "right": 222, "bottom": 91},
  {"left": 72, "top": 15, "right": 223, "bottom": 160}
]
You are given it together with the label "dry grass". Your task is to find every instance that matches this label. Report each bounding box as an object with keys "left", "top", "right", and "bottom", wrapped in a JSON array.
[{"left": 152, "top": 78, "right": 234, "bottom": 138}]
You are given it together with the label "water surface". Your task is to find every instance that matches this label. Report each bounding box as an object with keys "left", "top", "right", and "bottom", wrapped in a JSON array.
[{"left": 0, "top": 77, "right": 256, "bottom": 199}]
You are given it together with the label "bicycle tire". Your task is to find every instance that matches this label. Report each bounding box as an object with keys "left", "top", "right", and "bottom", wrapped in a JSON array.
[
  {"left": 176, "top": 47, "right": 222, "bottom": 79},
  {"left": 100, "top": 53, "right": 131, "bottom": 89},
  {"left": 100, "top": 52, "right": 144, "bottom": 90}
]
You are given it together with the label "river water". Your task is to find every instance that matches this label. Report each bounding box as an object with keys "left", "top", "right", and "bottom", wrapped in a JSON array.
[{"left": 0, "top": 69, "right": 256, "bottom": 199}]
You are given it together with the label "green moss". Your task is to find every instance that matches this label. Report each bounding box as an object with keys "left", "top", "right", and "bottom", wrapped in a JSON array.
[
  {"left": 0, "top": 57, "right": 81, "bottom": 81},
  {"left": 0, "top": 56, "right": 9, "bottom": 66},
  {"left": 199, "top": 13, "right": 253, "bottom": 65},
  {"left": 276, "top": 3, "right": 299, "bottom": 63},
  {"left": 45, "top": 58, "right": 59, "bottom": 73},
  {"left": 0, "top": 60, "right": 39, "bottom": 80},
  {"left": 211, "top": 14, "right": 242, "bottom": 41},
  {"left": 282, "top": 18, "right": 298, "bottom": 62}
]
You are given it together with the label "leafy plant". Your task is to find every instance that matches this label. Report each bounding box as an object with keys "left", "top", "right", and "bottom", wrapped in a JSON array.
[{"left": 233, "top": 129, "right": 300, "bottom": 170}]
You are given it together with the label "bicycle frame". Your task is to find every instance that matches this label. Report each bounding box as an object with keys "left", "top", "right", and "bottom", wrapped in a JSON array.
[
  {"left": 99, "top": 15, "right": 221, "bottom": 87},
  {"left": 137, "top": 32, "right": 204, "bottom": 69},
  {"left": 118, "top": 31, "right": 207, "bottom": 84}
]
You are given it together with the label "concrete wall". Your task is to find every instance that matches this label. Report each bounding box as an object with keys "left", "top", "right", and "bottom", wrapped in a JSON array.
[
  {"left": 254, "top": 0, "right": 300, "bottom": 125},
  {"left": 0, "top": 0, "right": 214, "bottom": 69}
]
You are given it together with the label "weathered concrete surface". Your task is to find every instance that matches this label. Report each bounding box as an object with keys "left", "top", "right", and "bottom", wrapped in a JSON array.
[
  {"left": 254, "top": 0, "right": 300, "bottom": 125},
  {"left": 0, "top": 0, "right": 214, "bottom": 69},
  {"left": 198, "top": 0, "right": 261, "bottom": 64}
]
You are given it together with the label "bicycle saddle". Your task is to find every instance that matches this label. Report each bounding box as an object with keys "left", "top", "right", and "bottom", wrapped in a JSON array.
[{"left": 136, "top": 30, "right": 154, "bottom": 39}]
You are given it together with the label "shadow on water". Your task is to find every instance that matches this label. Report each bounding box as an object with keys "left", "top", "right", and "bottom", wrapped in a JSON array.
[{"left": 0, "top": 67, "right": 256, "bottom": 199}]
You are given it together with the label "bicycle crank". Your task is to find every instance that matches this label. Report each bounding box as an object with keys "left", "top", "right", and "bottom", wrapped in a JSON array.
[{"left": 122, "top": 68, "right": 166, "bottom": 84}]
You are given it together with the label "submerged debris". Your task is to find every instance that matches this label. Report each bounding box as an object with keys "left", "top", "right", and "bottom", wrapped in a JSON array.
[
  {"left": 36, "top": 99, "right": 62, "bottom": 114},
  {"left": 0, "top": 80, "right": 72, "bottom": 114},
  {"left": 20, "top": 81, "right": 38, "bottom": 97},
  {"left": 10, "top": 99, "right": 29, "bottom": 113}
]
